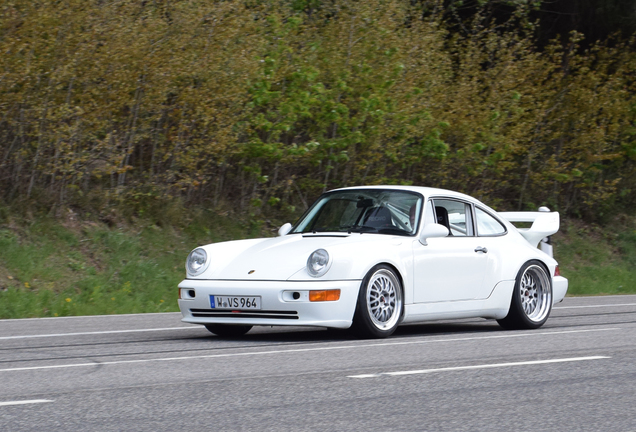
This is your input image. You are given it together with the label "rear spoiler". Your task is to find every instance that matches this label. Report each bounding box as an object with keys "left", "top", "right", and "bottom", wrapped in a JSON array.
[{"left": 499, "top": 211, "right": 560, "bottom": 248}]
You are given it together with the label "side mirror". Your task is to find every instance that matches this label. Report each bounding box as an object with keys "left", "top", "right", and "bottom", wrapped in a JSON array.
[
  {"left": 278, "top": 223, "right": 292, "bottom": 236},
  {"left": 419, "top": 223, "right": 449, "bottom": 245}
]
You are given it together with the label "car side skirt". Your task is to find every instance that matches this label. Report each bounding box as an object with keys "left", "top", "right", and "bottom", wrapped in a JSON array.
[{"left": 402, "top": 280, "right": 515, "bottom": 322}]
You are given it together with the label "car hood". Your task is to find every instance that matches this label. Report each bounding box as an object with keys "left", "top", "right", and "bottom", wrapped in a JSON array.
[{"left": 190, "top": 233, "right": 408, "bottom": 281}]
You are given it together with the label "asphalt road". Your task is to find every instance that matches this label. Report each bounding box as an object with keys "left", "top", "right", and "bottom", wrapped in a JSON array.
[{"left": 1, "top": 295, "right": 635, "bottom": 432}]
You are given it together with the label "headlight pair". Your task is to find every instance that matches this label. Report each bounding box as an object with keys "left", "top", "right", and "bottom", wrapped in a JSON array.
[{"left": 187, "top": 247, "right": 331, "bottom": 278}]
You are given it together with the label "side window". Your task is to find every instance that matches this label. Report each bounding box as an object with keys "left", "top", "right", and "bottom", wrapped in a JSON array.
[
  {"left": 476, "top": 207, "right": 506, "bottom": 236},
  {"left": 432, "top": 199, "right": 474, "bottom": 237}
]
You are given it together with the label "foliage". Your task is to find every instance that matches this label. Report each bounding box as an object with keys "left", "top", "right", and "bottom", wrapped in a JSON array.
[{"left": 0, "top": 0, "right": 635, "bottom": 221}]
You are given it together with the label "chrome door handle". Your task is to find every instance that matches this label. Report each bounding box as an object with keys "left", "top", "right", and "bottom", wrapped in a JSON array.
[{"left": 474, "top": 246, "right": 488, "bottom": 253}]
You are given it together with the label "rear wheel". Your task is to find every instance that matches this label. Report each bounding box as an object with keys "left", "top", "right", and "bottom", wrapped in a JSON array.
[
  {"left": 352, "top": 265, "right": 403, "bottom": 338},
  {"left": 498, "top": 261, "right": 552, "bottom": 330},
  {"left": 204, "top": 324, "right": 253, "bottom": 337}
]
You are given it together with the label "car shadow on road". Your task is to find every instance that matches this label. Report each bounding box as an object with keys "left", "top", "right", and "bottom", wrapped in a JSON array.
[{"left": 186, "top": 318, "right": 503, "bottom": 344}]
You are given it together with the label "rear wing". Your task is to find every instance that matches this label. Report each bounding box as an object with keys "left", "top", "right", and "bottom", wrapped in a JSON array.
[{"left": 499, "top": 211, "right": 560, "bottom": 248}]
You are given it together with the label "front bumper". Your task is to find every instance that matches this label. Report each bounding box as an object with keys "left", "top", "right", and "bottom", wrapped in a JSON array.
[{"left": 178, "top": 279, "right": 361, "bottom": 329}]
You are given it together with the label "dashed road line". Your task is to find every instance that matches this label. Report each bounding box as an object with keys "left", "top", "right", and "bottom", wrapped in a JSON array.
[
  {"left": 0, "top": 399, "right": 53, "bottom": 407},
  {"left": 0, "top": 327, "right": 619, "bottom": 373},
  {"left": 348, "top": 356, "right": 611, "bottom": 378},
  {"left": 0, "top": 327, "right": 200, "bottom": 341}
]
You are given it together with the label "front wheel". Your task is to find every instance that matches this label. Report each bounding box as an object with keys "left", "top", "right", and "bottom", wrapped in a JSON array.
[
  {"left": 498, "top": 261, "right": 553, "bottom": 330},
  {"left": 352, "top": 265, "right": 404, "bottom": 338},
  {"left": 204, "top": 324, "right": 253, "bottom": 337}
]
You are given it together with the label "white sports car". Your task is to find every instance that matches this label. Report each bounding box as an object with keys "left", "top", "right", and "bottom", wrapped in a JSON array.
[{"left": 178, "top": 186, "right": 568, "bottom": 338}]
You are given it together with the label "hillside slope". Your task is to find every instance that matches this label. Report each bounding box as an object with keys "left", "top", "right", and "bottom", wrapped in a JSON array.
[{"left": 1, "top": 212, "right": 634, "bottom": 319}]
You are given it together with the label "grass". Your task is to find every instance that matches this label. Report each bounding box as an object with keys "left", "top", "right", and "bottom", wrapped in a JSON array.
[
  {"left": 553, "top": 217, "right": 636, "bottom": 296},
  {"left": 0, "top": 208, "right": 266, "bottom": 319},
  {"left": 0, "top": 209, "right": 635, "bottom": 319}
]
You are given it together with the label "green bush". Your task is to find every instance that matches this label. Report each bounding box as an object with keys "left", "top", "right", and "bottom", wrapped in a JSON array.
[{"left": 0, "top": 0, "right": 634, "bottom": 220}]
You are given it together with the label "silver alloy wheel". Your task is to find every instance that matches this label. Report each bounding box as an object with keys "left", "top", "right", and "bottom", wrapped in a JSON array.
[
  {"left": 366, "top": 269, "right": 403, "bottom": 330},
  {"left": 519, "top": 264, "right": 552, "bottom": 323}
]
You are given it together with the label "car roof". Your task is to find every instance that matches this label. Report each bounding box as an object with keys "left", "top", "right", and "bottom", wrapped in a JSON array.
[{"left": 330, "top": 185, "right": 477, "bottom": 202}]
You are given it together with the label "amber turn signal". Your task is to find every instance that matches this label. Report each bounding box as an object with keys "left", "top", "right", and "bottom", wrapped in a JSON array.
[{"left": 309, "top": 289, "right": 341, "bottom": 302}]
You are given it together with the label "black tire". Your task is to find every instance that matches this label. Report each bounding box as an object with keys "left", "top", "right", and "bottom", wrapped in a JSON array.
[
  {"left": 352, "top": 264, "right": 404, "bottom": 338},
  {"left": 204, "top": 324, "right": 253, "bottom": 337},
  {"left": 497, "top": 260, "right": 553, "bottom": 330}
]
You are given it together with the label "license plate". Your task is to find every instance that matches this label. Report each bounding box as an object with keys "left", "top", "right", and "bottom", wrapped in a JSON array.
[{"left": 210, "top": 295, "right": 262, "bottom": 310}]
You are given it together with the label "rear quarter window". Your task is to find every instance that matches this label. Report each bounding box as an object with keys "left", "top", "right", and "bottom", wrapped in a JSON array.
[{"left": 476, "top": 207, "right": 506, "bottom": 236}]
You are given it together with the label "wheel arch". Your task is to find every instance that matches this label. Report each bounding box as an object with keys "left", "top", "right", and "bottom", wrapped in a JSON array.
[
  {"left": 496, "top": 242, "right": 558, "bottom": 285},
  {"left": 518, "top": 259, "right": 552, "bottom": 285}
]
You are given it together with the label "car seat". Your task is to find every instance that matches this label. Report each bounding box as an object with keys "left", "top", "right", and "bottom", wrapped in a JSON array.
[{"left": 435, "top": 206, "right": 451, "bottom": 234}]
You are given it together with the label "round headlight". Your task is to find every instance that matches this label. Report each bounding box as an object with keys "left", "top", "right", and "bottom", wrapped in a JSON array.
[
  {"left": 186, "top": 248, "right": 209, "bottom": 276},
  {"left": 307, "top": 249, "right": 331, "bottom": 278}
]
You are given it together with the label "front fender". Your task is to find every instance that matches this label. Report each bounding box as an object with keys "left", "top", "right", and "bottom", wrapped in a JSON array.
[{"left": 286, "top": 236, "right": 414, "bottom": 304}]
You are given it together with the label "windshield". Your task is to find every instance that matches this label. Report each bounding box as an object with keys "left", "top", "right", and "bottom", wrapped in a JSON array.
[{"left": 291, "top": 189, "right": 422, "bottom": 236}]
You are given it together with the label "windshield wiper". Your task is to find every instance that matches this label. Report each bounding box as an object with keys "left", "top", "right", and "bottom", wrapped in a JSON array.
[
  {"left": 343, "top": 225, "right": 378, "bottom": 233},
  {"left": 377, "top": 227, "right": 411, "bottom": 236}
]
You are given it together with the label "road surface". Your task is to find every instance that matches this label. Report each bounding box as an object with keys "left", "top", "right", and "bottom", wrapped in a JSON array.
[{"left": 1, "top": 295, "right": 635, "bottom": 431}]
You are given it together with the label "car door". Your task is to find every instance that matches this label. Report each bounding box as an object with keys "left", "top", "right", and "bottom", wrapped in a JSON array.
[
  {"left": 470, "top": 206, "right": 509, "bottom": 298},
  {"left": 413, "top": 198, "right": 492, "bottom": 303}
]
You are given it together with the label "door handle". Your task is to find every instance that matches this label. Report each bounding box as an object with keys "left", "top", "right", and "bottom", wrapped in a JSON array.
[{"left": 474, "top": 246, "right": 488, "bottom": 253}]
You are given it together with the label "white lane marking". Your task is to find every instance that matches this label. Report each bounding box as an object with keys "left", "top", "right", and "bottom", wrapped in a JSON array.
[
  {"left": 0, "top": 326, "right": 200, "bottom": 340},
  {"left": 554, "top": 303, "right": 636, "bottom": 309},
  {"left": 0, "top": 312, "right": 181, "bottom": 322},
  {"left": 0, "top": 399, "right": 53, "bottom": 407},
  {"left": 348, "top": 356, "right": 611, "bottom": 378},
  {"left": 0, "top": 327, "right": 619, "bottom": 373}
]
